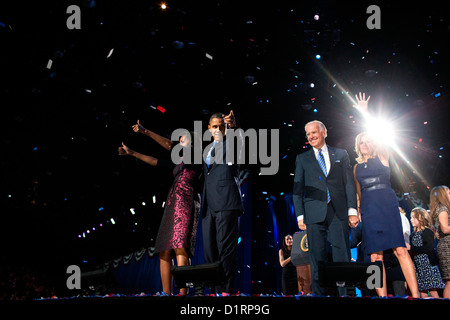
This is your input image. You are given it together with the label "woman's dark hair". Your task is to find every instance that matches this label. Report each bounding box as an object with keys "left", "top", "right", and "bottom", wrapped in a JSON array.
[
  {"left": 282, "top": 234, "right": 293, "bottom": 254},
  {"left": 178, "top": 130, "right": 202, "bottom": 148}
]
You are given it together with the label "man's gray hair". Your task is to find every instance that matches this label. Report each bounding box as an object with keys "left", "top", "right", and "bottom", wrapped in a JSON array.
[{"left": 304, "top": 120, "right": 327, "bottom": 134}]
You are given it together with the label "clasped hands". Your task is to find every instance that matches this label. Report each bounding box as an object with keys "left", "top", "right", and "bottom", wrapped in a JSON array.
[{"left": 297, "top": 215, "right": 360, "bottom": 231}]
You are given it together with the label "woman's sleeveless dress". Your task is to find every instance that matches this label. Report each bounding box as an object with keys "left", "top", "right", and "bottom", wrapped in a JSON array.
[{"left": 355, "top": 157, "right": 405, "bottom": 255}]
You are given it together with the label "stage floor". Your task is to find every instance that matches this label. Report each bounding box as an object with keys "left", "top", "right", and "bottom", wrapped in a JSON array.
[{"left": 2, "top": 294, "right": 448, "bottom": 317}]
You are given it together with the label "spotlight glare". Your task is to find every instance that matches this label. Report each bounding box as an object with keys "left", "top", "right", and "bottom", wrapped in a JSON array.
[{"left": 365, "top": 117, "right": 395, "bottom": 146}]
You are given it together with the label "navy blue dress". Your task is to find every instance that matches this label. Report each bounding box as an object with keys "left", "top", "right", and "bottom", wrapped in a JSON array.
[{"left": 355, "top": 157, "right": 405, "bottom": 255}]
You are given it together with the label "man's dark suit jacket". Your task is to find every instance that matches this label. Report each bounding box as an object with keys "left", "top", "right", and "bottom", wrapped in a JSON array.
[
  {"left": 202, "top": 134, "right": 244, "bottom": 216},
  {"left": 293, "top": 145, "right": 357, "bottom": 224}
]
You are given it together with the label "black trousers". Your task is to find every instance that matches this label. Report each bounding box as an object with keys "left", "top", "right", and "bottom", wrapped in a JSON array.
[
  {"left": 202, "top": 207, "right": 239, "bottom": 294},
  {"left": 307, "top": 202, "right": 350, "bottom": 296}
]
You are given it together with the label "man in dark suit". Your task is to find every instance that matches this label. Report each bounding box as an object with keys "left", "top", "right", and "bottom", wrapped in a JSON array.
[
  {"left": 293, "top": 120, "right": 359, "bottom": 295},
  {"left": 202, "top": 111, "right": 244, "bottom": 294}
]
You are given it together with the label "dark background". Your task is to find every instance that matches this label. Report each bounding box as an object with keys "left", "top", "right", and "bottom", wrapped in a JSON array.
[{"left": 0, "top": 0, "right": 448, "bottom": 289}]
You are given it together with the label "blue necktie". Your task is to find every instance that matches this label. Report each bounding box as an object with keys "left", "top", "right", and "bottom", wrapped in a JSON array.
[
  {"left": 206, "top": 142, "right": 217, "bottom": 168},
  {"left": 318, "top": 148, "right": 331, "bottom": 203}
]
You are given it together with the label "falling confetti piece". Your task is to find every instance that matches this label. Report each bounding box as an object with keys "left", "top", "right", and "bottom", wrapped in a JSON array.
[
  {"left": 46, "top": 59, "right": 53, "bottom": 69},
  {"left": 107, "top": 48, "right": 114, "bottom": 58},
  {"left": 205, "top": 53, "right": 213, "bottom": 60},
  {"left": 156, "top": 105, "right": 166, "bottom": 113}
]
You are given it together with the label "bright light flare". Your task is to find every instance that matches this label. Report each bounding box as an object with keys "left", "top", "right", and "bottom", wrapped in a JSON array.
[
  {"left": 364, "top": 117, "right": 395, "bottom": 146},
  {"left": 160, "top": 3, "right": 167, "bottom": 10}
]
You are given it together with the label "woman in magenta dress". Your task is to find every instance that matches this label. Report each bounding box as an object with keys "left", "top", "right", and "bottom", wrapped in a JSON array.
[
  {"left": 352, "top": 93, "right": 419, "bottom": 298},
  {"left": 119, "top": 121, "right": 201, "bottom": 295}
]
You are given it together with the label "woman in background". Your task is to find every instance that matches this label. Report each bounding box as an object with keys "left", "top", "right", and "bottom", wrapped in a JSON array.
[
  {"left": 430, "top": 185, "right": 450, "bottom": 298},
  {"left": 410, "top": 207, "right": 444, "bottom": 298},
  {"left": 279, "top": 234, "right": 298, "bottom": 295}
]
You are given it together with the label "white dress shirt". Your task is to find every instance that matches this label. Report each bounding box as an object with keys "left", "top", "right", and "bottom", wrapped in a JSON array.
[{"left": 400, "top": 212, "right": 411, "bottom": 245}]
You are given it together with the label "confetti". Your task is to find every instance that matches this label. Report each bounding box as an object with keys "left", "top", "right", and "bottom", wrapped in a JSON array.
[
  {"left": 106, "top": 48, "right": 114, "bottom": 58},
  {"left": 46, "top": 59, "right": 53, "bottom": 69},
  {"left": 172, "top": 40, "right": 184, "bottom": 49},
  {"left": 205, "top": 53, "right": 213, "bottom": 60},
  {"left": 156, "top": 105, "right": 166, "bottom": 113}
]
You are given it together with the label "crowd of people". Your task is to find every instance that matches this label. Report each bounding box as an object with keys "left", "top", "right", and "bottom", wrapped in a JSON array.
[
  {"left": 117, "top": 92, "right": 450, "bottom": 298},
  {"left": 283, "top": 93, "right": 450, "bottom": 298},
  {"left": 280, "top": 186, "right": 450, "bottom": 298},
  {"left": 2, "top": 91, "right": 449, "bottom": 300}
]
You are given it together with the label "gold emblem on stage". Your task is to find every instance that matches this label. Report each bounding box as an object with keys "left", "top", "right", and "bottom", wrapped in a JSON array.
[{"left": 300, "top": 233, "right": 309, "bottom": 252}]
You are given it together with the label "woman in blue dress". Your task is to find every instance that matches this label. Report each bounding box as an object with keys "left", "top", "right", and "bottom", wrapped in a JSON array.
[{"left": 352, "top": 93, "right": 419, "bottom": 298}]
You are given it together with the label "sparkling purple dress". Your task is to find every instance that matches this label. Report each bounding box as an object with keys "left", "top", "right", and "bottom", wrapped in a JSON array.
[
  {"left": 355, "top": 157, "right": 406, "bottom": 255},
  {"left": 154, "top": 161, "right": 201, "bottom": 257}
]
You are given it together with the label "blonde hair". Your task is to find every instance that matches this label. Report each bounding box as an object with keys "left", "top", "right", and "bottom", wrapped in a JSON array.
[
  {"left": 411, "top": 207, "right": 434, "bottom": 233},
  {"left": 354, "top": 132, "right": 377, "bottom": 164},
  {"left": 430, "top": 185, "right": 450, "bottom": 221}
]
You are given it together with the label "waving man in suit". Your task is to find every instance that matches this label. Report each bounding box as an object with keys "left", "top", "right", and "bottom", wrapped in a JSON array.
[{"left": 202, "top": 111, "right": 244, "bottom": 294}]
